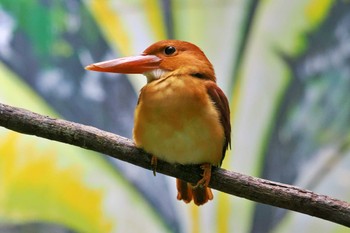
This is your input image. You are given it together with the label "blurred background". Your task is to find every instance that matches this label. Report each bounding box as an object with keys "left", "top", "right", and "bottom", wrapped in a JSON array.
[{"left": 0, "top": 0, "right": 350, "bottom": 232}]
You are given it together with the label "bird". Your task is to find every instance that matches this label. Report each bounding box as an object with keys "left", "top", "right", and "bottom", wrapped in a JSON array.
[{"left": 85, "top": 40, "right": 231, "bottom": 206}]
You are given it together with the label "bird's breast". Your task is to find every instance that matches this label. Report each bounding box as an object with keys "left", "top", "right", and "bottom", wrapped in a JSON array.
[{"left": 133, "top": 75, "right": 224, "bottom": 165}]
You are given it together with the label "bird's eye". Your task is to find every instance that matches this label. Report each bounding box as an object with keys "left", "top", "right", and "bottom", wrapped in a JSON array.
[{"left": 164, "top": 46, "right": 176, "bottom": 55}]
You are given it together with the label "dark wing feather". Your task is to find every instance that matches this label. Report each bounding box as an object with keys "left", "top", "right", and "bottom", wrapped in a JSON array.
[{"left": 205, "top": 81, "right": 231, "bottom": 165}]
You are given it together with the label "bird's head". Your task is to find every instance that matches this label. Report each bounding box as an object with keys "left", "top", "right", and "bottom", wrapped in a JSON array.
[{"left": 85, "top": 40, "right": 216, "bottom": 83}]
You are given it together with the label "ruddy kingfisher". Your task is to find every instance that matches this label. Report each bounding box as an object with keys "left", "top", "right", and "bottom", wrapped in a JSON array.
[{"left": 85, "top": 40, "right": 231, "bottom": 206}]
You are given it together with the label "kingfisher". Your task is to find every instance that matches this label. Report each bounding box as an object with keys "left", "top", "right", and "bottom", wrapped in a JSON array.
[{"left": 86, "top": 40, "right": 231, "bottom": 205}]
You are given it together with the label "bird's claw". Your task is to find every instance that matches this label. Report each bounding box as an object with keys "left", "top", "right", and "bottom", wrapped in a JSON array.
[
  {"left": 193, "top": 163, "right": 212, "bottom": 189},
  {"left": 151, "top": 156, "right": 158, "bottom": 176}
]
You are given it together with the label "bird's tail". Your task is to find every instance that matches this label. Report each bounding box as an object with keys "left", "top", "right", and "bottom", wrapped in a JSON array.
[{"left": 176, "top": 179, "right": 213, "bottom": 206}]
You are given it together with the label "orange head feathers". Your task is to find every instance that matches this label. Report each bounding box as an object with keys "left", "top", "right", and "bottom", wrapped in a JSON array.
[{"left": 86, "top": 40, "right": 216, "bottom": 82}]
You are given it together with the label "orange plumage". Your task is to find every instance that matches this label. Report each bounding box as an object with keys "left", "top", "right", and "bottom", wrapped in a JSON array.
[{"left": 86, "top": 40, "right": 231, "bottom": 205}]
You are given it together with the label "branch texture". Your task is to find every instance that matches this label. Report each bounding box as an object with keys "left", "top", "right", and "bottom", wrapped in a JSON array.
[{"left": 0, "top": 103, "right": 349, "bottom": 227}]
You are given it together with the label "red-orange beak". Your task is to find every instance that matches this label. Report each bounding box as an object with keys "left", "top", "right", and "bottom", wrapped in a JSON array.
[{"left": 85, "top": 55, "right": 161, "bottom": 74}]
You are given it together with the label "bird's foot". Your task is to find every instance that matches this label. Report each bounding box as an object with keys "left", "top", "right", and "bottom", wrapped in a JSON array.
[
  {"left": 193, "top": 163, "right": 212, "bottom": 189},
  {"left": 151, "top": 155, "right": 158, "bottom": 176}
]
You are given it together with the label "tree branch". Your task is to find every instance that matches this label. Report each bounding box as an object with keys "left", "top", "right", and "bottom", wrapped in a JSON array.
[{"left": 0, "top": 102, "right": 349, "bottom": 227}]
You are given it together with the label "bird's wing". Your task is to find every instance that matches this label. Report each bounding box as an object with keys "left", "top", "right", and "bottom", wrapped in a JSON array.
[{"left": 205, "top": 81, "right": 231, "bottom": 165}]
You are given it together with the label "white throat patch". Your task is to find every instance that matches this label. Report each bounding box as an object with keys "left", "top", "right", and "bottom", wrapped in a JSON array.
[{"left": 144, "top": 69, "right": 167, "bottom": 83}]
